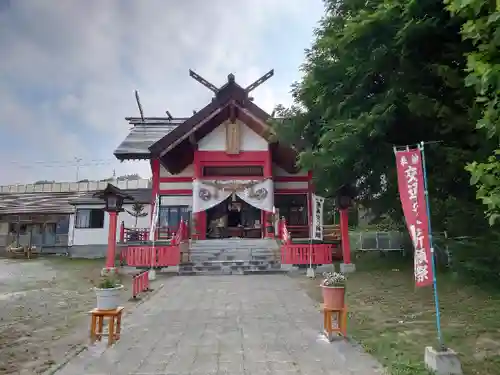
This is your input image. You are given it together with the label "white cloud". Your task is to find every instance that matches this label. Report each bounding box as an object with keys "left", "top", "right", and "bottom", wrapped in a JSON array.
[{"left": 0, "top": 0, "right": 323, "bottom": 185}]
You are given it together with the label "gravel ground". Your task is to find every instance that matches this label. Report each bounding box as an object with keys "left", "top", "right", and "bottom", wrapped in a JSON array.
[{"left": 0, "top": 256, "right": 153, "bottom": 375}]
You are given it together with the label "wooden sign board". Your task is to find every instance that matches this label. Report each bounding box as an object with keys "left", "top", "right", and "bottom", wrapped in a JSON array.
[{"left": 226, "top": 122, "right": 241, "bottom": 154}]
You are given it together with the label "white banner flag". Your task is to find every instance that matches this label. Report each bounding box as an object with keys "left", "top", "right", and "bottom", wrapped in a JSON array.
[
  {"left": 149, "top": 194, "right": 159, "bottom": 242},
  {"left": 311, "top": 194, "right": 325, "bottom": 241}
]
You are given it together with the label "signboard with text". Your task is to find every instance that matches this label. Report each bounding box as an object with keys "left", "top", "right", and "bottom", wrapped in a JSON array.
[
  {"left": 395, "top": 149, "right": 434, "bottom": 288},
  {"left": 311, "top": 194, "right": 325, "bottom": 241}
]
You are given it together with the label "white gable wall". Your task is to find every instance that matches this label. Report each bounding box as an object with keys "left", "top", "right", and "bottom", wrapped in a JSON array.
[
  {"left": 159, "top": 164, "right": 194, "bottom": 178},
  {"left": 272, "top": 164, "right": 308, "bottom": 177},
  {"left": 198, "top": 120, "right": 268, "bottom": 151}
]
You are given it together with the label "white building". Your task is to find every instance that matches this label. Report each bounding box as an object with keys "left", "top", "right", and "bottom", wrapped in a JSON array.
[{"left": 68, "top": 188, "right": 151, "bottom": 258}]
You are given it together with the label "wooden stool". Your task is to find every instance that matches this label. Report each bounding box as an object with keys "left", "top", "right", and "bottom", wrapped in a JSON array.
[
  {"left": 89, "top": 306, "right": 124, "bottom": 347},
  {"left": 322, "top": 305, "right": 348, "bottom": 341}
]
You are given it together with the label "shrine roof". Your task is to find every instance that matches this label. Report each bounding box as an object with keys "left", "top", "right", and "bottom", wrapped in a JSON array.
[
  {"left": 114, "top": 118, "right": 187, "bottom": 159},
  {"left": 114, "top": 71, "right": 300, "bottom": 173},
  {"left": 0, "top": 191, "right": 89, "bottom": 215},
  {"left": 0, "top": 188, "right": 152, "bottom": 215}
]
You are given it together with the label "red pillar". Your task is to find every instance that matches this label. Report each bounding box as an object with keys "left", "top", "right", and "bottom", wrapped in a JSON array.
[
  {"left": 307, "top": 171, "right": 313, "bottom": 237},
  {"left": 106, "top": 211, "right": 118, "bottom": 268},
  {"left": 339, "top": 209, "right": 351, "bottom": 264},
  {"left": 264, "top": 146, "right": 274, "bottom": 238},
  {"left": 192, "top": 150, "right": 205, "bottom": 239},
  {"left": 150, "top": 159, "right": 160, "bottom": 218}
]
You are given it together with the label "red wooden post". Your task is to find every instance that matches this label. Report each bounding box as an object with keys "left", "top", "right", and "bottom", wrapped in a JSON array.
[
  {"left": 106, "top": 212, "right": 118, "bottom": 268},
  {"left": 339, "top": 209, "right": 351, "bottom": 264},
  {"left": 119, "top": 221, "right": 125, "bottom": 243}
]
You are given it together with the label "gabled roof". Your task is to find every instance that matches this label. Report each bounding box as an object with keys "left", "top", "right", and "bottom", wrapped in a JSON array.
[
  {"left": 114, "top": 118, "right": 187, "bottom": 159},
  {"left": 114, "top": 73, "right": 299, "bottom": 174},
  {"left": 148, "top": 75, "right": 274, "bottom": 157},
  {"left": 0, "top": 191, "right": 89, "bottom": 215}
]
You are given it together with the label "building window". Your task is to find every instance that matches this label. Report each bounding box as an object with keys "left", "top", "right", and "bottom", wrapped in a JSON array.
[
  {"left": 158, "top": 205, "right": 190, "bottom": 229},
  {"left": 75, "top": 209, "right": 105, "bottom": 229},
  {"left": 275, "top": 194, "right": 308, "bottom": 226}
]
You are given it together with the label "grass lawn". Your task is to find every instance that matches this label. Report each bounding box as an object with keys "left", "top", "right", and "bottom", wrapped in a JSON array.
[{"left": 295, "top": 253, "right": 500, "bottom": 375}]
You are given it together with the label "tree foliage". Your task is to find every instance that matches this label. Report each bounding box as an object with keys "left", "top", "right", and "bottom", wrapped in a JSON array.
[
  {"left": 446, "top": 0, "right": 500, "bottom": 225},
  {"left": 126, "top": 202, "right": 148, "bottom": 228},
  {"left": 276, "top": 0, "right": 497, "bottom": 235}
]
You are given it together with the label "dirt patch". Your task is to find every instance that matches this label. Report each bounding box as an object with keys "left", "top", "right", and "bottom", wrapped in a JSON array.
[
  {"left": 293, "top": 253, "right": 500, "bottom": 375},
  {"left": 0, "top": 257, "right": 165, "bottom": 375}
]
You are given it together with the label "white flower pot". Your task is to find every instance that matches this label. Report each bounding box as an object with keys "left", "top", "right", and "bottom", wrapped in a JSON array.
[{"left": 94, "top": 285, "right": 123, "bottom": 310}]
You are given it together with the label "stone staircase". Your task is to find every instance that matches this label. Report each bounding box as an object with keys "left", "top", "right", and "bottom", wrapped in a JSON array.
[{"left": 179, "top": 238, "right": 284, "bottom": 275}]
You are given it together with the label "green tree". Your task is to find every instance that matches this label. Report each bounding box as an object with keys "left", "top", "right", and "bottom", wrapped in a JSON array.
[
  {"left": 276, "top": 0, "right": 495, "bottom": 235},
  {"left": 126, "top": 203, "right": 148, "bottom": 228},
  {"left": 446, "top": 0, "right": 500, "bottom": 225}
]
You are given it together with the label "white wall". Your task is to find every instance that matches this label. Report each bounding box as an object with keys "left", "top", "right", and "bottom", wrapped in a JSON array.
[
  {"left": 160, "top": 196, "right": 192, "bottom": 207},
  {"left": 69, "top": 203, "right": 151, "bottom": 246},
  {"left": 274, "top": 181, "right": 309, "bottom": 190},
  {"left": 159, "top": 181, "right": 193, "bottom": 190},
  {"left": 0, "top": 179, "right": 150, "bottom": 194},
  {"left": 159, "top": 164, "right": 194, "bottom": 178},
  {"left": 159, "top": 163, "right": 194, "bottom": 191},
  {"left": 198, "top": 120, "right": 268, "bottom": 151},
  {"left": 272, "top": 164, "right": 308, "bottom": 177}
]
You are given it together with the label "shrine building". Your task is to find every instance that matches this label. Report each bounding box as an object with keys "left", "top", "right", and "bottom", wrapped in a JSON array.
[{"left": 114, "top": 72, "right": 312, "bottom": 240}]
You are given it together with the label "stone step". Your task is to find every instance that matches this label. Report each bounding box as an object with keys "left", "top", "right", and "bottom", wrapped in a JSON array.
[
  {"left": 178, "top": 259, "right": 284, "bottom": 276},
  {"left": 190, "top": 239, "right": 279, "bottom": 250},
  {"left": 178, "top": 265, "right": 286, "bottom": 276},
  {"left": 188, "top": 254, "right": 278, "bottom": 263},
  {"left": 178, "top": 269, "right": 287, "bottom": 276}
]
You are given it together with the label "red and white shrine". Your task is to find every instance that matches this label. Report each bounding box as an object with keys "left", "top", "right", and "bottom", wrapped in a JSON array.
[{"left": 113, "top": 71, "right": 353, "bottom": 270}]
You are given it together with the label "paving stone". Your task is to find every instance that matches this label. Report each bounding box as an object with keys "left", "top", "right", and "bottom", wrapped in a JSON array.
[{"left": 54, "top": 275, "right": 383, "bottom": 375}]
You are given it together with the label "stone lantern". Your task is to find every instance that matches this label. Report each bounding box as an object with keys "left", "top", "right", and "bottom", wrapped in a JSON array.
[{"left": 93, "top": 184, "right": 134, "bottom": 273}]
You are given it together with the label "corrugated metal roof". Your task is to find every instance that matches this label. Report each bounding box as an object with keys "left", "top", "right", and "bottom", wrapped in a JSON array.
[
  {"left": 0, "top": 191, "right": 89, "bottom": 215},
  {"left": 114, "top": 118, "right": 186, "bottom": 157},
  {"left": 0, "top": 188, "right": 153, "bottom": 215},
  {"left": 69, "top": 188, "right": 152, "bottom": 205}
]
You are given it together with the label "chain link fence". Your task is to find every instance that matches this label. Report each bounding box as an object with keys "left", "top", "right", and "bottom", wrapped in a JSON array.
[
  {"left": 349, "top": 230, "right": 475, "bottom": 269},
  {"left": 350, "top": 231, "right": 407, "bottom": 254}
]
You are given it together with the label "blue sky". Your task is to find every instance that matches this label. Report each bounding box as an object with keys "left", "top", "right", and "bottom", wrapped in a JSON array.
[{"left": 0, "top": 0, "right": 325, "bottom": 185}]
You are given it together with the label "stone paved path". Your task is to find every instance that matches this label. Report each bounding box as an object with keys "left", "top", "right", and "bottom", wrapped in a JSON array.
[{"left": 55, "top": 275, "right": 384, "bottom": 375}]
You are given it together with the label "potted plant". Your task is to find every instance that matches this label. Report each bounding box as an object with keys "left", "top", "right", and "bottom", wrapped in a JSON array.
[
  {"left": 321, "top": 271, "right": 346, "bottom": 309},
  {"left": 94, "top": 274, "right": 123, "bottom": 310}
]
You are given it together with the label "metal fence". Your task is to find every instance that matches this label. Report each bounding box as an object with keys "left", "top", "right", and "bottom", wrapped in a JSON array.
[
  {"left": 0, "top": 233, "right": 68, "bottom": 254},
  {"left": 349, "top": 230, "right": 471, "bottom": 267},
  {"left": 349, "top": 231, "right": 407, "bottom": 253}
]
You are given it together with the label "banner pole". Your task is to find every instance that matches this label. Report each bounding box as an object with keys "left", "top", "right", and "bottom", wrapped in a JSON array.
[
  {"left": 306, "top": 193, "right": 315, "bottom": 278},
  {"left": 419, "top": 141, "right": 444, "bottom": 350}
]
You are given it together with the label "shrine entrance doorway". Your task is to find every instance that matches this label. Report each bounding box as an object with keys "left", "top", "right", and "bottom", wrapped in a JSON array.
[{"left": 206, "top": 196, "right": 263, "bottom": 239}]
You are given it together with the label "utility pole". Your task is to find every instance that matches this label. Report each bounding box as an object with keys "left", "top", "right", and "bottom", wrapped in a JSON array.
[{"left": 75, "top": 157, "right": 82, "bottom": 181}]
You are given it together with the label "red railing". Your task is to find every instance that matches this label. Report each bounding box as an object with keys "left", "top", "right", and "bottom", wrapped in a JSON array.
[
  {"left": 119, "top": 222, "right": 183, "bottom": 243},
  {"left": 281, "top": 244, "right": 335, "bottom": 264},
  {"left": 132, "top": 270, "right": 149, "bottom": 298},
  {"left": 124, "top": 245, "right": 181, "bottom": 267},
  {"left": 121, "top": 219, "right": 187, "bottom": 267}
]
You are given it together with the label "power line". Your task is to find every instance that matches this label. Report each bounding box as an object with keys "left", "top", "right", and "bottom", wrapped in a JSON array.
[
  {"left": 5, "top": 158, "right": 116, "bottom": 166},
  {"left": 14, "top": 161, "right": 114, "bottom": 169}
]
